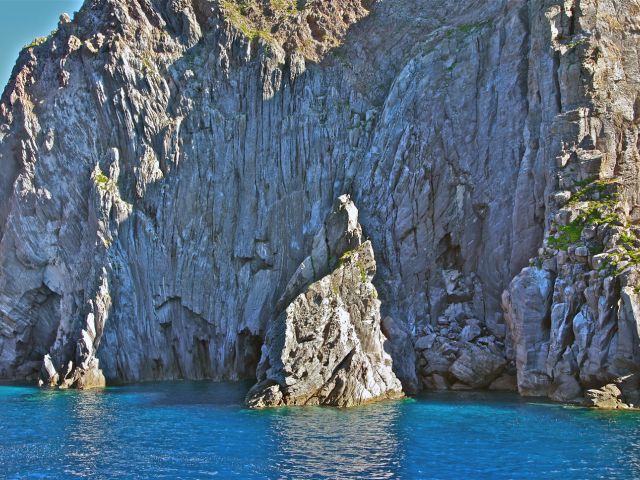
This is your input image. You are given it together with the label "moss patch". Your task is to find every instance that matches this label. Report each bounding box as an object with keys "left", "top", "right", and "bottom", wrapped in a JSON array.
[
  {"left": 549, "top": 180, "right": 621, "bottom": 252},
  {"left": 221, "top": 1, "right": 277, "bottom": 42}
]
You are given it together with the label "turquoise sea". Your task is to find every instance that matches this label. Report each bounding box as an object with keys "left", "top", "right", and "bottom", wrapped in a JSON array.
[{"left": 1, "top": 382, "right": 639, "bottom": 479}]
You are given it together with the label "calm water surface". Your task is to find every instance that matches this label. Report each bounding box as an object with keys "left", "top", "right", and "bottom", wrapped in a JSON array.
[{"left": 1, "top": 382, "right": 639, "bottom": 479}]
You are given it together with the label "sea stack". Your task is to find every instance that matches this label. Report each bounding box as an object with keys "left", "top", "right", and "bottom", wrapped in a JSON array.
[{"left": 246, "top": 196, "right": 403, "bottom": 407}]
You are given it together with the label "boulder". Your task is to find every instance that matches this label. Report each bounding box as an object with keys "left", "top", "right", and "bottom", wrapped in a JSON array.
[
  {"left": 460, "top": 322, "right": 482, "bottom": 342},
  {"left": 585, "top": 384, "right": 629, "bottom": 409},
  {"left": 449, "top": 345, "right": 506, "bottom": 388}
]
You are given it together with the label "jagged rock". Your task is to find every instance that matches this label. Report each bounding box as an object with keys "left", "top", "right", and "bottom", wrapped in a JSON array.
[
  {"left": 0, "top": 0, "right": 544, "bottom": 391},
  {"left": 585, "top": 384, "right": 628, "bottom": 410},
  {"left": 39, "top": 354, "right": 105, "bottom": 390},
  {"left": 553, "top": 191, "right": 571, "bottom": 207},
  {"left": 246, "top": 241, "right": 403, "bottom": 408},
  {"left": 40, "top": 354, "right": 59, "bottom": 387},
  {"left": 460, "top": 322, "right": 482, "bottom": 342},
  {"left": 0, "top": 0, "right": 638, "bottom": 407},
  {"left": 275, "top": 194, "right": 363, "bottom": 312},
  {"left": 414, "top": 334, "right": 436, "bottom": 351}
]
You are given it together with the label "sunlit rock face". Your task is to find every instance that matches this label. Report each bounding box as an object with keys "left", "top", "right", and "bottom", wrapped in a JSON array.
[
  {"left": 502, "top": 1, "right": 640, "bottom": 403},
  {"left": 0, "top": 0, "right": 638, "bottom": 405},
  {"left": 246, "top": 240, "right": 404, "bottom": 408},
  {"left": 246, "top": 197, "right": 403, "bottom": 408}
]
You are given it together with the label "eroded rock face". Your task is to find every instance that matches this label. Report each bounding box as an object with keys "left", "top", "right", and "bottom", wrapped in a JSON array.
[
  {"left": 502, "top": 1, "right": 640, "bottom": 405},
  {"left": 585, "top": 384, "right": 628, "bottom": 409},
  {"left": 246, "top": 240, "right": 403, "bottom": 408},
  {"left": 413, "top": 269, "right": 514, "bottom": 391},
  {"left": 0, "top": 0, "right": 638, "bottom": 405}
]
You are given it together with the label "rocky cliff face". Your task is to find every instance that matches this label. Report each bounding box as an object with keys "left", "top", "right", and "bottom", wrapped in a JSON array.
[
  {"left": 0, "top": 0, "right": 638, "bottom": 404},
  {"left": 503, "top": 0, "right": 640, "bottom": 402}
]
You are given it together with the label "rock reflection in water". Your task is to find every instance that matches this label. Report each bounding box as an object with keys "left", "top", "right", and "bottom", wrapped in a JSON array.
[
  {"left": 267, "top": 401, "right": 404, "bottom": 479},
  {"left": 3, "top": 384, "right": 640, "bottom": 479}
]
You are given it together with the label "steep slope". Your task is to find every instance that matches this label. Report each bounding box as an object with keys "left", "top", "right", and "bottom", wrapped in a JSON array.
[{"left": 0, "top": 0, "right": 638, "bottom": 404}]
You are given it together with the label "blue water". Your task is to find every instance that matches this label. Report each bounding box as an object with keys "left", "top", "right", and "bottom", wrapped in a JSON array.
[{"left": 1, "top": 382, "right": 639, "bottom": 479}]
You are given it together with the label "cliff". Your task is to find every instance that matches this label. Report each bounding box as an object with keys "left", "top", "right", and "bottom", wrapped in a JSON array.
[{"left": 0, "top": 0, "right": 639, "bottom": 405}]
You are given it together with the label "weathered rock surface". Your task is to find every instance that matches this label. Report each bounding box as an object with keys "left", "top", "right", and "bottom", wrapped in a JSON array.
[
  {"left": 246, "top": 194, "right": 404, "bottom": 407},
  {"left": 584, "top": 374, "right": 640, "bottom": 409},
  {"left": 246, "top": 239, "right": 403, "bottom": 407},
  {"left": 502, "top": 1, "right": 640, "bottom": 405},
  {"left": 0, "top": 0, "right": 638, "bottom": 406},
  {"left": 585, "top": 384, "right": 628, "bottom": 409}
]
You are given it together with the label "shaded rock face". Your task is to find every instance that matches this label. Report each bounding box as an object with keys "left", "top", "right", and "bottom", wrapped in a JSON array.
[
  {"left": 246, "top": 234, "right": 403, "bottom": 408},
  {"left": 0, "top": 0, "right": 638, "bottom": 406},
  {"left": 414, "top": 270, "right": 515, "bottom": 391}
]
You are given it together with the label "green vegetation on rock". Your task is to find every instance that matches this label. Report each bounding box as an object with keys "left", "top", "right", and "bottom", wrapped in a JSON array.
[
  {"left": 23, "top": 36, "right": 48, "bottom": 50},
  {"left": 549, "top": 179, "right": 620, "bottom": 251}
]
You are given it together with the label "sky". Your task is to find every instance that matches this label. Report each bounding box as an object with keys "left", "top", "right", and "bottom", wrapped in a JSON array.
[{"left": 1, "top": 0, "right": 84, "bottom": 91}]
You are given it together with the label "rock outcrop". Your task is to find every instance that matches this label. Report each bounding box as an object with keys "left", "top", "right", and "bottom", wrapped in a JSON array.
[
  {"left": 247, "top": 195, "right": 403, "bottom": 407},
  {"left": 0, "top": 0, "right": 638, "bottom": 407},
  {"left": 584, "top": 374, "right": 640, "bottom": 409},
  {"left": 585, "top": 383, "right": 629, "bottom": 409},
  {"left": 502, "top": 0, "right": 640, "bottom": 405},
  {"left": 246, "top": 238, "right": 403, "bottom": 408}
]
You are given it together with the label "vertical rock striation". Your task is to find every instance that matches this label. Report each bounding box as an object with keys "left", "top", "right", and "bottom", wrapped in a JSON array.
[
  {"left": 503, "top": 0, "right": 640, "bottom": 403},
  {"left": 0, "top": 0, "right": 638, "bottom": 406}
]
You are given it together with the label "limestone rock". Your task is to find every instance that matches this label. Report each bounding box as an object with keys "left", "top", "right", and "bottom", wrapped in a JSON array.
[
  {"left": 246, "top": 241, "right": 403, "bottom": 408},
  {"left": 585, "top": 384, "right": 628, "bottom": 410}
]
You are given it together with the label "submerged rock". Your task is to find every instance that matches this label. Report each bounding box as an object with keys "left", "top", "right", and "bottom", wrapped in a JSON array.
[{"left": 246, "top": 240, "right": 403, "bottom": 408}]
